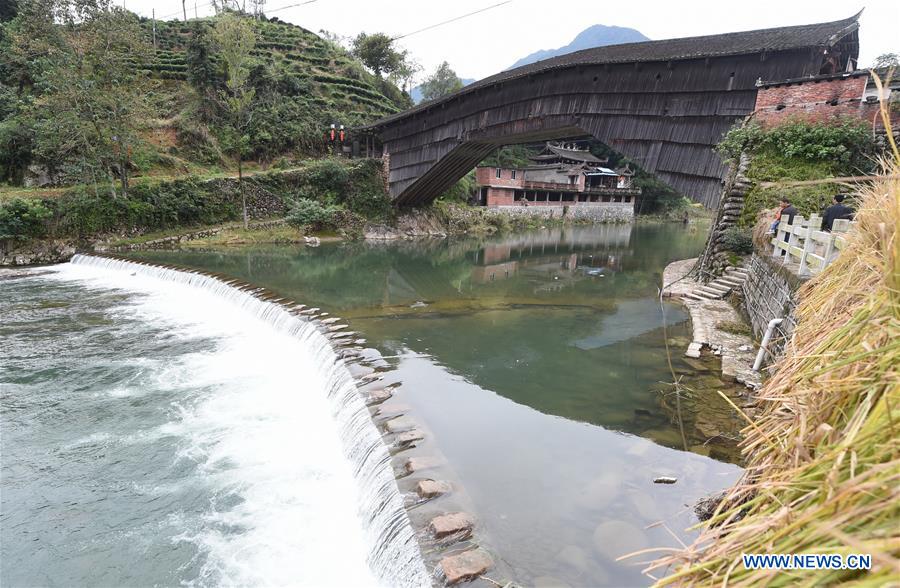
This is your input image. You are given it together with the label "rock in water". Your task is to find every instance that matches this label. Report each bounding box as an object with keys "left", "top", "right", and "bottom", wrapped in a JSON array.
[
  {"left": 555, "top": 544, "right": 590, "bottom": 572},
  {"left": 429, "top": 512, "right": 474, "bottom": 539},
  {"left": 653, "top": 476, "right": 678, "bottom": 484},
  {"left": 385, "top": 415, "right": 416, "bottom": 433},
  {"left": 440, "top": 549, "right": 493, "bottom": 584},
  {"left": 404, "top": 456, "right": 443, "bottom": 473},
  {"left": 416, "top": 479, "right": 451, "bottom": 499},
  {"left": 395, "top": 429, "right": 425, "bottom": 445},
  {"left": 365, "top": 388, "right": 393, "bottom": 405}
]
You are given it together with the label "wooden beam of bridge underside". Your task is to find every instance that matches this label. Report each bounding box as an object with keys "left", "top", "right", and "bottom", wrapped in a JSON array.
[{"left": 364, "top": 16, "right": 860, "bottom": 208}]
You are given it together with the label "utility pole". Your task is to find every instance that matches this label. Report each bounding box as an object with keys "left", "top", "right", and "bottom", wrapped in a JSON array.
[
  {"left": 182, "top": 0, "right": 187, "bottom": 21},
  {"left": 152, "top": 9, "right": 157, "bottom": 50}
]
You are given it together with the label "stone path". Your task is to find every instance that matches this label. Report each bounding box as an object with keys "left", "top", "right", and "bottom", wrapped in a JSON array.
[{"left": 662, "top": 258, "right": 762, "bottom": 390}]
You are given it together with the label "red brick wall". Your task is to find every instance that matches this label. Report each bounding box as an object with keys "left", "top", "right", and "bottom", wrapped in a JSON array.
[
  {"left": 485, "top": 187, "right": 516, "bottom": 207},
  {"left": 753, "top": 75, "right": 884, "bottom": 127},
  {"left": 475, "top": 167, "right": 524, "bottom": 188}
]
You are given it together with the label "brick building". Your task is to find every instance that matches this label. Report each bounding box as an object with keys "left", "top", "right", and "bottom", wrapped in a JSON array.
[
  {"left": 474, "top": 142, "right": 641, "bottom": 211},
  {"left": 752, "top": 69, "right": 900, "bottom": 128}
]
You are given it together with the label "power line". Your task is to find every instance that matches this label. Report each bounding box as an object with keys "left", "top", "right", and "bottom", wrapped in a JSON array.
[
  {"left": 392, "top": 0, "right": 512, "bottom": 41},
  {"left": 265, "top": 0, "right": 319, "bottom": 15}
]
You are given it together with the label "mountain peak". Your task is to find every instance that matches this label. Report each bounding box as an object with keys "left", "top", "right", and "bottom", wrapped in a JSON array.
[{"left": 508, "top": 24, "right": 649, "bottom": 70}]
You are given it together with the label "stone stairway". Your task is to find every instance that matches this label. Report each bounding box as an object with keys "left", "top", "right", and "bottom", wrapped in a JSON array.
[{"left": 682, "top": 265, "right": 750, "bottom": 301}]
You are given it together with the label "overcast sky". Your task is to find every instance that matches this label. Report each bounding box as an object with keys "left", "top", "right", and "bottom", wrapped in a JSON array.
[{"left": 132, "top": 0, "right": 898, "bottom": 82}]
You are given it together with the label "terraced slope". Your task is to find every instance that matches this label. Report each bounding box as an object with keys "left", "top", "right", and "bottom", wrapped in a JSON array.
[{"left": 139, "top": 17, "right": 405, "bottom": 123}]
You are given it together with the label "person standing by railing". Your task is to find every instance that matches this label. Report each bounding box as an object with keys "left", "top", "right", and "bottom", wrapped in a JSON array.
[
  {"left": 767, "top": 197, "right": 798, "bottom": 235},
  {"left": 821, "top": 194, "right": 854, "bottom": 231}
]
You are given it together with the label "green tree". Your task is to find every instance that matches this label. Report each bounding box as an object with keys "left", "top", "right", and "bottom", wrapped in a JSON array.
[
  {"left": 871, "top": 53, "right": 899, "bottom": 69},
  {"left": 214, "top": 13, "right": 257, "bottom": 228},
  {"left": 187, "top": 24, "right": 219, "bottom": 120},
  {"left": 390, "top": 57, "right": 420, "bottom": 95},
  {"left": 420, "top": 61, "right": 463, "bottom": 101},
  {"left": 351, "top": 32, "right": 405, "bottom": 78},
  {"left": 0, "top": 82, "right": 34, "bottom": 183},
  {"left": 0, "top": 0, "right": 18, "bottom": 22},
  {"left": 14, "top": 0, "right": 150, "bottom": 197}
]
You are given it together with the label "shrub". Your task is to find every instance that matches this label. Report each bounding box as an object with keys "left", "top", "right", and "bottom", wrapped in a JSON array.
[
  {"left": 717, "top": 119, "right": 874, "bottom": 170},
  {"left": 438, "top": 171, "right": 476, "bottom": 204},
  {"left": 721, "top": 226, "right": 753, "bottom": 254},
  {"left": 344, "top": 159, "right": 391, "bottom": 219},
  {"left": 285, "top": 197, "right": 340, "bottom": 230},
  {"left": 0, "top": 198, "right": 52, "bottom": 242},
  {"left": 303, "top": 158, "right": 350, "bottom": 199}
]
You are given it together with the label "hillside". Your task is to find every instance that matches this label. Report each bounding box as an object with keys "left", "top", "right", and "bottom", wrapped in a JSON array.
[
  {"left": 0, "top": 12, "right": 409, "bottom": 187},
  {"left": 140, "top": 17, "right": 405, "bottom": 123},
  {"left": 508, "top": 24, "right": 648, "bottom": 69}
]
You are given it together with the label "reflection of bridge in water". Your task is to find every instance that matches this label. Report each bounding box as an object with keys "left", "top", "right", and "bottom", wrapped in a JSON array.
[
  {"left": 375, "top": 226, "right": 635, "bottom": 303},
  {"left": 471, "top": 225, "right": 633, "bottom": 289}
]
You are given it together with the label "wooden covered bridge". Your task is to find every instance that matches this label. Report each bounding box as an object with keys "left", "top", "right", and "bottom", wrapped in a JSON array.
[{"left": 362, "top": 15, "right": 860, "bottom": 207}]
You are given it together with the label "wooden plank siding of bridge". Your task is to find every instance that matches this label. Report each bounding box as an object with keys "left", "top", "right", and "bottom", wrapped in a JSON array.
[{"left": 363, "top": 15, "right": 860, "bottom": 208}]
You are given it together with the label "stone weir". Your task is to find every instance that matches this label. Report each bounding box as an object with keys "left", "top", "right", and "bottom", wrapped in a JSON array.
[{"left": 71, "top": 254, "right": 502, "bottom": 587}]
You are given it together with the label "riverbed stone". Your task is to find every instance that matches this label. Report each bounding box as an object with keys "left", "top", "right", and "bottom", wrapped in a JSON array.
[
  {"left": 592, "top": 520, "right": 648, "bottom": 561},
  {"left": 429, "top": 512, "right": 474, "bottom": 539},
  {"left": 574, "top": 475, "right": 620, "bottom": 510},
  {"left": 439, "top": 549, "right": 493, "bottom": 584},
  {"left": 629, "top": 492, "right": 660, "bottom": 521},
  {"left": 415, "top": 479, "right": 451, "bottom": 499},
  {"left": 685, "top": 341, "right": 703, "bottom": 358},
  {"left": 395, "top": 429, "right": 425, "bottom": 444},
  {"left": 385, "top": 415, "right": 416, "bottom": 433},
  {"left": 555, "top": 544, "right": 590, "bottom": 572},
  {"left": 404, "top": 456, "right": 443, "bottom": 473},
  {"left": 365, "top": 388, "right": 393, "bottom": 405}
]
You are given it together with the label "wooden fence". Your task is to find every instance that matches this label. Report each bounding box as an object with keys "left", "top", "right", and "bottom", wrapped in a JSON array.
[{"left": 771, "top": 214, "right": 854, "bottom": 276}]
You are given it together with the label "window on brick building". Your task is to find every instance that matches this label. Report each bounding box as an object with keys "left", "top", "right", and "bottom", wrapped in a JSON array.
[
  {"left": 511, "top": 170, "right": 517, "bottom": 179},
  {"left": 496, "top": 168, "right": 501, "bottom": 178}
]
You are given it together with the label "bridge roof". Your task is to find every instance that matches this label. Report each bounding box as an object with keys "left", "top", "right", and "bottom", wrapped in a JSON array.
[{"left": 366, "top": 14, "right": 860, "bottom": 129}]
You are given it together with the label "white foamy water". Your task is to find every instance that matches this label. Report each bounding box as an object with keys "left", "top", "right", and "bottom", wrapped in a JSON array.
[{"left": 44, "top": 255, "right": 430, "bottom": 587}]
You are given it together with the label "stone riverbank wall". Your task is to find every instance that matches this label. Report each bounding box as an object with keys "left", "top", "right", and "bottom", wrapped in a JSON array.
[
  {"left": 696, "top": 153, "right": 751, "bottom": 282},
  {"left": 0, "top": 219, "right": 289, "bottom": 266},
  {"left": 741, "top": 252, "right": 807, "bottom": 362},
  {"left": 495, "top": 202, "right": 634, "bottom": 222}
]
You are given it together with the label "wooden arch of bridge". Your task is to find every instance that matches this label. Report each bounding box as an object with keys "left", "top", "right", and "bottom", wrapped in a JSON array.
[{"left": 362, "top": 15, "right": 860, "bottom": 208}]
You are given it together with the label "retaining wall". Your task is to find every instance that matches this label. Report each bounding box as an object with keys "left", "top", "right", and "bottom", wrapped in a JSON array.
[
  {"left": 741, "top": 253, "right": 807, "bottom": 360},
  {"left": 495, "top": 203, "right": 633, "bottom": 222}
]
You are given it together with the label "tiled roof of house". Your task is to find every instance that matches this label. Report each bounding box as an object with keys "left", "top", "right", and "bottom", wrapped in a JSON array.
[{"left": 532, "top": 144, "right": 605, "bottom": 164}]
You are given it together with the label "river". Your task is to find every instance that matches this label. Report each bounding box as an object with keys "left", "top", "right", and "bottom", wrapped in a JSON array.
[{"left": 1, "top": 222, "right": 744, "bottom": 587}]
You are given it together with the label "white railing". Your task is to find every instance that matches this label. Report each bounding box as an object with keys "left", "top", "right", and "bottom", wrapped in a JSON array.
[{"left": 771, "top": 214, "right": 854, "bottom": 276}]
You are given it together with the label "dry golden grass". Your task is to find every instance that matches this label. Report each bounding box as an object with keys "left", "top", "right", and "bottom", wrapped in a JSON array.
[{"left": 647, "top": 88, "right": 900, "bottom": 587}]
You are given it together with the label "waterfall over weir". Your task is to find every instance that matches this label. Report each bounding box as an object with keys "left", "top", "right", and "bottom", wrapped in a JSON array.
[{"left": 66, "top": 254, "right": 431, "bottom": 587}]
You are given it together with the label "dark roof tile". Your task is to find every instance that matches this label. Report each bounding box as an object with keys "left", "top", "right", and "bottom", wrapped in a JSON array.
[{"left": 367, "top": 14, "right": 860, "bottom": 129}]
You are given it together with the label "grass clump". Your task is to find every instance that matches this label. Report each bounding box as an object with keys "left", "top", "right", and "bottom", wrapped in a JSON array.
[
  {"left": 721, "top": 226, "right": 754, "bottom": 254},
  {"left": 717, "top": 320, "right": 752, "bottom": 337}
]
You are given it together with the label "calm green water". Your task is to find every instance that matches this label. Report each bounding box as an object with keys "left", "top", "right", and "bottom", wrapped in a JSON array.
[{"left": 130, "top": 222, "right": 745, "bottom": 587}]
